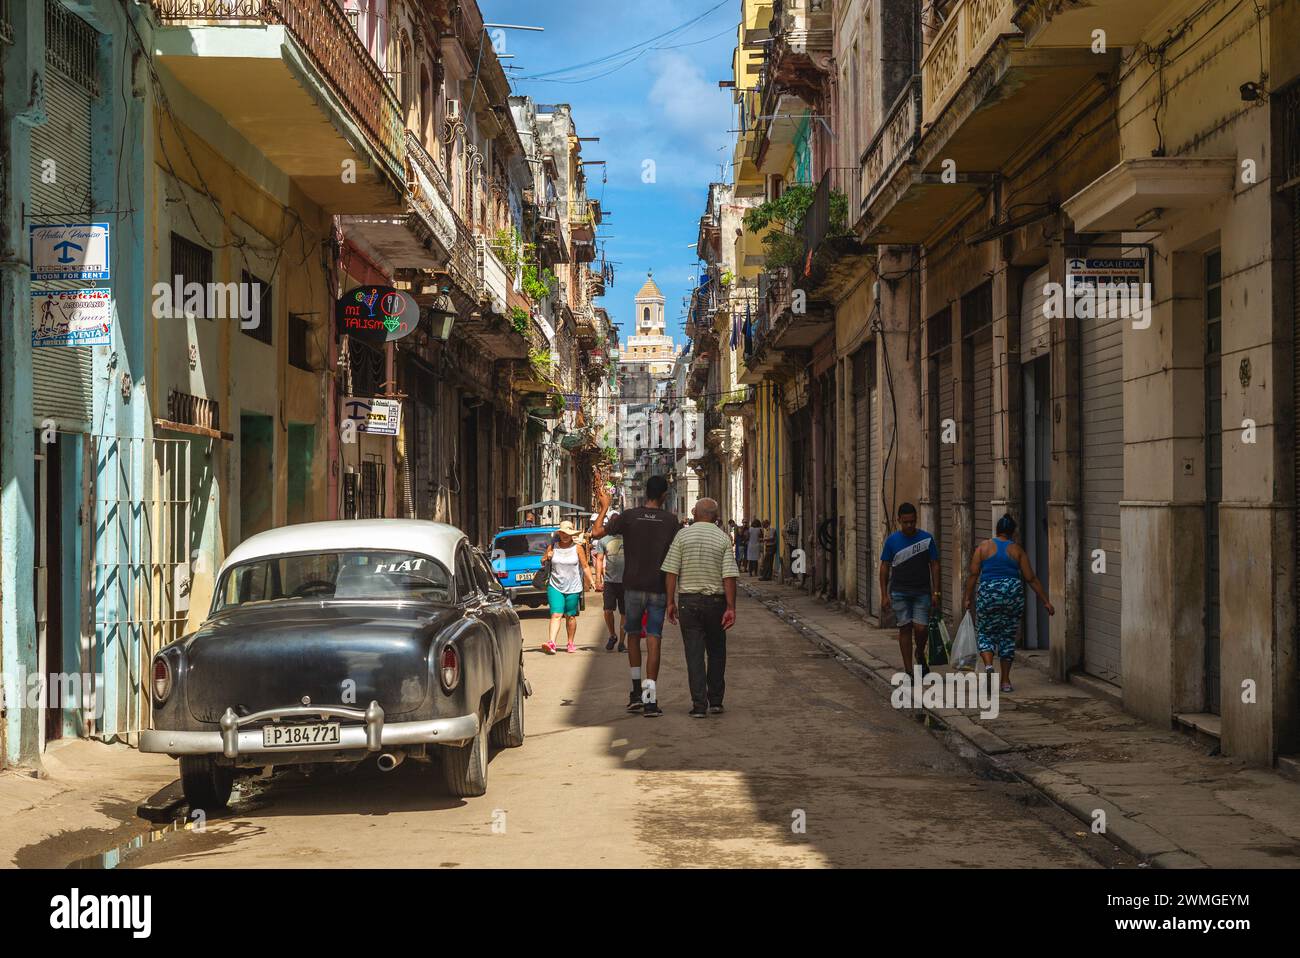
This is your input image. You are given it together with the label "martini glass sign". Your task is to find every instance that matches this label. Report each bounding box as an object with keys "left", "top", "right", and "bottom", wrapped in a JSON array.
[{"left": 335, "top": 285, "right": 420, "bottom": 343}]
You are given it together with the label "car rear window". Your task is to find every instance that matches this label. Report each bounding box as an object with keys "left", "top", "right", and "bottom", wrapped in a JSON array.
[
  {"left": 214, "top": 551, "right": 453, "bottom": 610},
  {"left": 494, "top": 533, "right": 553, "bottom": 558}
]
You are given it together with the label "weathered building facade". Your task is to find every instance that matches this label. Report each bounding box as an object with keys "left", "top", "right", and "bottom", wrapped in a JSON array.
[{"left": 0, "top": 0, "right": 614, "bottom": 768}]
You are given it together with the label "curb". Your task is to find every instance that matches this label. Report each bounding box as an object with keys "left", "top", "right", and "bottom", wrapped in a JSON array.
[{"left": 740, "top": 582, "right": 1208, "bottom": 868}]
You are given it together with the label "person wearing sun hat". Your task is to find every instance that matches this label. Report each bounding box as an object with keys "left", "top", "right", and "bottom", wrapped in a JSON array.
[{"left": 541, "top": 520, "right": 593, "bottom": 654}]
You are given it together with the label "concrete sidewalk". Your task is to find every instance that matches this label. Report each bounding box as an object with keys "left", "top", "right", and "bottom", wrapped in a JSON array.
[
  {"left": 0, "top": 739, "right": 178, "bottom": 868},
  {"left": 741, "top": 578, "right": 1300, "bottom": 869}
]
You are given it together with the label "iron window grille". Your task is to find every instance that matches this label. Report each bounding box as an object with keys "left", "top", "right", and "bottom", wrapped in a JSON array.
[
  {"left": 46, "top": 0, "right": 100, "bottom": 95},
  {"left": 170, "top": 232, "right": 213, "bottom": 320}
]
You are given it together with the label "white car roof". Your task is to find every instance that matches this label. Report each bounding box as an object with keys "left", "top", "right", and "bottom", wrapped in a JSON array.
[{"left": 219, "top": 520, "right": 467, "bottom": 576}]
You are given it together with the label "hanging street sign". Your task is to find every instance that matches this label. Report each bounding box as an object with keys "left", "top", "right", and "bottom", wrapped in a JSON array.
[
  {"left": 31, "top": 288, "right": 114, "bottom": 348},
  {"left": 342, "top": 396, "right": 403, "bottom": 437},
  {"left": 30, "top": 223, "right": 111, "bottom": 281},
  {"left": 336, "top": 285, "right": 420, "bottom": 343}
]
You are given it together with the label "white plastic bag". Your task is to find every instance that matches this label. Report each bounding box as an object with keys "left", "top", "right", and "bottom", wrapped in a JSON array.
[{"left": 951, "top": 612, "right": 979, "bottom": 671}]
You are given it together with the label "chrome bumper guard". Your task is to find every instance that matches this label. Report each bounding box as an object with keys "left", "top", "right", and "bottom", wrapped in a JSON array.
[{"left": 141, "top": 701, "right": 479, "bottom": 758}]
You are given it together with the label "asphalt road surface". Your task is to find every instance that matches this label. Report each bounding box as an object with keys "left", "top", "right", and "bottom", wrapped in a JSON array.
[{"left": 59, "top": 594, "right": 1130, "bottom": 868}]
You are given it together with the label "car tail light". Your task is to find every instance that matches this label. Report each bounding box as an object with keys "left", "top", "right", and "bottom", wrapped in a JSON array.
[
  {"left": 496, "top": 570, "right": 507, "bottom": 579},
  {"left": 440, "top": 646, "right": 460, "bottom": 692},
  {"left": 152, "top": 655, "right": 172, "bottom": 704}
]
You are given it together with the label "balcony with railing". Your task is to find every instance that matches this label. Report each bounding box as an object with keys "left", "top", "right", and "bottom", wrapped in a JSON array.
[
  {"left": 476, "top": 235, "right": 510, "bottom": 317},
  {"left": 858, "top": 0, "right": 1114, "bottom": 244},
  {"left": 800, "top": 168, "right": 872, "bottom": 300},
  {"left": 341, "top": 130, "right": 457, "bottom": 269},
  {"left": 1013, "top": 0, "right": 1171, "bottom": 50},
  {"left": 859, "top": 75, "right": 920, "bottom": 234},
  {"left": 149, "top": 0, "right": 405, "bottom": 212},
  {"left": 751, "top": 0, "right": 833, "bottom": 175},
  {"left": 574, "top": 305, "right": 598, "bottom": 347}
]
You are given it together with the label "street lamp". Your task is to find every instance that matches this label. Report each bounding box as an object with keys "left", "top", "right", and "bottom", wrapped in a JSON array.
[{"left": 424, "top": 287, "right": 457, "bottom": 341}]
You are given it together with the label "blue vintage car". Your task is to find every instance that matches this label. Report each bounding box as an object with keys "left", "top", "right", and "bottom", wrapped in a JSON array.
[
  {"left": 490, "top": 525, "right": 557, "bottom": 608},
  {"left": 142, "top": 520, "right": 527, "bottom": 809}
]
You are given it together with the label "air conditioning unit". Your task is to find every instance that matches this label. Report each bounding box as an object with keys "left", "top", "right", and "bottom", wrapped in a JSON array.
[{"left": 446, "top": 98, "right": 461, "bottom": 121}]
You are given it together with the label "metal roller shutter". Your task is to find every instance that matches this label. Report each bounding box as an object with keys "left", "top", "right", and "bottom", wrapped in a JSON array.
[
  {"left": 870, "top": 373, "right": 880, "bottom": 609},
  {"left": 937, "top": 350, "right": 955, "bottom": 620},
  {"left": 854, "top": 351, "right": 871, "bottom": 611},
  {"left": 1020, "top": 266, "right": 1051, "bottom": 361},
  {"left": 30, "top": 52, "right": 96, "bottom": 429},
  {"left": 973, "top": 327, "right": 994, "bottom": 544},
  {"left": 1293, "top": 189, "right": 1300, "bottom": 660},
  {"left": 1080, "top": 309, "right": 1125, "bottom": 684}
]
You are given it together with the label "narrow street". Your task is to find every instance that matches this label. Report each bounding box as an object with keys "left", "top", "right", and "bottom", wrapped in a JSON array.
[{"left": 25, "top": 595, "right": 1125, "bottom": 869}]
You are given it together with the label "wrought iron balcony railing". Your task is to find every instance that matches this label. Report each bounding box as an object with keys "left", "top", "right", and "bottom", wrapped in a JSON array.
[{"left": 150, "top": 0, "right": 404, "bottom": 180}]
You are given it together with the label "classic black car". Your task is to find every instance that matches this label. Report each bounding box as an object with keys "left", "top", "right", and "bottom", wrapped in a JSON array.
[{"left": 142, "top": 520, "right": 527, "bottom": 809}]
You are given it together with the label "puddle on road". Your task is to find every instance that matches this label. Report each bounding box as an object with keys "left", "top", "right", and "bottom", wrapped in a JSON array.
[
  {"left": 67, "top": 817, "right": 193, "bottom": 869},
  {"left": 63, "top": 779, "right": 270, "bottom": 869}
]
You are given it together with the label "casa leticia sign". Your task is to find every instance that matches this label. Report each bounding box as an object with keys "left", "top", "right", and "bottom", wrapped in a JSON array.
[{"left": 336, "top": 285, "right": 419, "bottom": 343}]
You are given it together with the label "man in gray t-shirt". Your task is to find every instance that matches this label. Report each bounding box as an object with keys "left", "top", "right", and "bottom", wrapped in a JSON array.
[{"left": 595, "top": 530, "right": 626, "bottom": 652}]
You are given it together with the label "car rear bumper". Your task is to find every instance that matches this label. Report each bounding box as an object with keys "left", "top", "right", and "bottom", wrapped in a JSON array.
[
  {"left": 506, "top": 584, "right": 546, "bottom": 603},
  {"left": 141, "top": 701, "right": 479, "bottom": 758}
]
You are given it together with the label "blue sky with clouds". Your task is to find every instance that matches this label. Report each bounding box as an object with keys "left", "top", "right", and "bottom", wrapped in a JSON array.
[{"left": 481, "top": 0, "right": 737, "bottom": 346}]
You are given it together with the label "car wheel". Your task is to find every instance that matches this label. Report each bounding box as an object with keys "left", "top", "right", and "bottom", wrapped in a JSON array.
[
  {"left": 441, "top": 706, "right": 489, "bottom": 798},
  {"left": 179, "top": 755, "right": 234, "bottom": 812},
  {"left": 490, "top": 666, "right": 525, "bottom": 749}
]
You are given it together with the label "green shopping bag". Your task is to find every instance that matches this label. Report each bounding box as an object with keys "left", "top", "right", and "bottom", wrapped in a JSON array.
[{"left": 927, "top": 611, "right": 949, "bottom": 667}]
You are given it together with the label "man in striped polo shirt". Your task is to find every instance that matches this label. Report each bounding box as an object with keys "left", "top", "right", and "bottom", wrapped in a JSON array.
[{"left": 662, "top": 498, "right": 740, "bottom": 718}]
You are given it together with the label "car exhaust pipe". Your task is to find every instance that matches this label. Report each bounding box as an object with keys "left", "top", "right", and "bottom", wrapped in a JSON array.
[{"left": 377, "top": 752, "right": 405, "bottom": 772}]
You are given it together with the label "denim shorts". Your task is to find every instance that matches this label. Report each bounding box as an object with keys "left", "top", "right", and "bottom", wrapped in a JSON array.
[
  {"left": 891, "top": 592, "right": 931, "bottom": 627},
  {"left": 624, "top": 588, "right": 667, "bottom": 637}
]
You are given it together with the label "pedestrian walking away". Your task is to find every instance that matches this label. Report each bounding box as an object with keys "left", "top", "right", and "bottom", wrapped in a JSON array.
[
  {"left": 592, "top": 473, "right": 679, "bottom": 716},
  {"left": 746, "top": 519, "right": 761, "bottom": 575},
  {"left": 962, "top": 513, "right": 1054, "bottom": 693},
  {"left": 541, "top": 521, "right": 594, "bottom": 655},
  {"left": 594, "top": 524, "right": 627, "bottom": 653},
  {"left": 663, "top": 498, "right": 739, "bottom": 717},
  {"left": 879, "top": 502, "right": 941, "bottom": 677}
]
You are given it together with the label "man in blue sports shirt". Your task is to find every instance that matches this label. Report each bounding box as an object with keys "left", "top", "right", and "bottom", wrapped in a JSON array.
[{"left": 878, "top": 502, "right": 942, "bottom": 676}]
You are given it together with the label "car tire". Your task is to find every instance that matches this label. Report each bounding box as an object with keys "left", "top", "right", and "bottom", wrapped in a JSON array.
[
  {"left": 179, "top": 755, "right": 234, "bottom": 812},
  {"left": 442, "top": 706, "right": 489, "bottom": 798},
  {"left": 490, "top": 666, "right": 525, "bottom": 749}
]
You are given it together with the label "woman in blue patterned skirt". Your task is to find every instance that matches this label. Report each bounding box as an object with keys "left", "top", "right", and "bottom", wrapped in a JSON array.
[{"left": 961, "top": 514, "right": 1053, "bottom": 693}]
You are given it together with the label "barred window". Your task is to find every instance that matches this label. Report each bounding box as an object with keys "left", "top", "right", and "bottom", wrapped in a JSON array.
[{"left": 171, "top": 233, "right": 213, "bottom": 320}]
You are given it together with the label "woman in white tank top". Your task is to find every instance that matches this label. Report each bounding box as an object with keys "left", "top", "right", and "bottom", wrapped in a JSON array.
[{"left": 542, "top": 521, "right": 593, "bottom": 654}]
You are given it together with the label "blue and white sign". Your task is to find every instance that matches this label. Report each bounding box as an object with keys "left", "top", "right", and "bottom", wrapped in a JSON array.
[
  {"left": 30, "top": 223, "right": 111, "bottom": 281},
  {"left": 342, "top": 396, "right": 402, "bottom": 437},
  {"left": 32, "top": 288, "right": 114, "bottom": 347}
]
